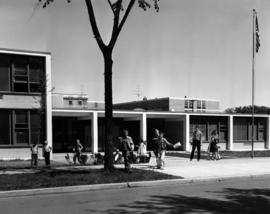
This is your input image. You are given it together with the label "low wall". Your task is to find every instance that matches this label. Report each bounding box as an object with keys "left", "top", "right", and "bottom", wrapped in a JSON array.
[{"left": 0, "top": 147, "right": 43, "bottom": 160}]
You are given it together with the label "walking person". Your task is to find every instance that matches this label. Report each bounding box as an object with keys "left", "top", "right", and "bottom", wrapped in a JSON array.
[
  {"left": 119, "top": 129, "right": 134, "bottom": 173},
  {"left": 73, "top": 139, "right": 83, "bottom": 164},
  {"left": 43, "top": 140, "right": 52, "bottom": 167},
  {"left": 152, "top": 129, "right": 160, "bottom": 168},
  {"left": 156, "top": 132, "right": 173, "bottom": 169},
  {"left": 190, "top": 126, "right": 203, "bottom": 161},
  {"left": 30, "top": 142, "right": 38, "bottom": 168}
]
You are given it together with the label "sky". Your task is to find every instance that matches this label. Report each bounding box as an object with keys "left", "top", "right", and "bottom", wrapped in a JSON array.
[{"left": 0, "top": 0, "right": 269, "bottom": 110}]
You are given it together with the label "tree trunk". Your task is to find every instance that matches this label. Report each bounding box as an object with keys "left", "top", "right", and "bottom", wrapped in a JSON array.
[{"left": 103, "top": 50, "right": 114, "bottom": 171}]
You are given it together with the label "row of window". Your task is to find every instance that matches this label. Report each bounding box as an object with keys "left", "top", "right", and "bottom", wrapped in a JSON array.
[
  {"left": 185, "top": 100, "right": 206, "bottom": 110},
  {"left": 0, "top": 110, "right": 42, "bottom": 145},
  {"left": 0, "top": 54, "right": 45, "bottom": 93}
]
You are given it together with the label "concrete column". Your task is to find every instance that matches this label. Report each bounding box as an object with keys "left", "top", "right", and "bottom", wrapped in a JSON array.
[
  {"left": 227, "top": 115, "right": 234, "bottom": 150},
  {"left": 184, "top": 114, "right": 190, "bottom": 151},
  {"left": 140, "top": 113, "right": 147, "bottom": 141},
  {"left": 91, "top": 111, "right": 98, "bottom": 153},
  {"left": 45, "top": 55, "right": 53, "bottom": 156},
  {"left": 266, "top": 116, "right": 270, "bottom": 149}
]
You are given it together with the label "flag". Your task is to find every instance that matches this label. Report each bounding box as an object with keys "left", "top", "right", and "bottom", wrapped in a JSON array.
[{"left": 255, "top": 14, "right": 260, "bottom": 53}]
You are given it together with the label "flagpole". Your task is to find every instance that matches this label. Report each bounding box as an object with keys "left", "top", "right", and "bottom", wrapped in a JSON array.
[{"left": 251, "top": 9, "right": 256, "bottom": 158}]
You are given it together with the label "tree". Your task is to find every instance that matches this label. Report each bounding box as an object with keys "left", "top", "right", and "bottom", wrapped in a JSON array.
[
  {"left": 39, "top": 0, "right": 160, "bottom": 170},
  {"left": 225, "top": 105, "right": 270, "bottom": 114}
]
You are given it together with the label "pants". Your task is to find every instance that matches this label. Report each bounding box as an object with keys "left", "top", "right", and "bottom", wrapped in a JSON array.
[
  {"left": 122, "top": 151, "right": 131, "bottom": 172},
  {"left": 73, "top": 152, "right": 82, "bottom": 164},
  {"left": 31, "top": 153, "right": 38, "bottom": 167},
  {"left": 157, "top": 150, "right": 166, "bottom": 168},
  {"left": 190, "top": 140, "right": 201, "bottom": 160},
  {"left": 44, "top": 152, "right": 50, "bottom": 166}
]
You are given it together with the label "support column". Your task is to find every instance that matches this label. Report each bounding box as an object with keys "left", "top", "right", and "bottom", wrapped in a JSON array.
[
  {"left": 91, "top": 111, "right": 98, "bottom": 153},
  {"left": 140, "top": 113, "right": 147, "bottom": 141},
  {"left": 227, "top": 115, "right": 234, "bottom": 150},
  {"left": 184, "top": 114, "right": 190, "bottom": 151},
  {"left": 266, "top": 116, "right": 270, "bottom": 149},
  {"left": 45, "top": 54, "right": 53, "bottom": 157}
]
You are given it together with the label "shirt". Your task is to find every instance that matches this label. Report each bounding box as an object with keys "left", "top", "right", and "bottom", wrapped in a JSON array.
[
  {"left": 193, "top": 130, "right": 202, "bottom": 141},
  {"left": 119, "top": 136, "right": 134, "bottom": 152}
]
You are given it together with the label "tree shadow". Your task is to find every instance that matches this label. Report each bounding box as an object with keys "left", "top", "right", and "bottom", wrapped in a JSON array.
[{"left": 86, "top": 188, "right": 270, "bottom": 213}]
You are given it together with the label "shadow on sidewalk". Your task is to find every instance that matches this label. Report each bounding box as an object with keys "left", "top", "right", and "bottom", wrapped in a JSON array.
[{"left": 87, "top": 188, "right": 270, "bottom": 214}]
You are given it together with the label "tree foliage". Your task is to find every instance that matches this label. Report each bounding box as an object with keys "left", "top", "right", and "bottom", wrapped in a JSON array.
[{"left": 225, "top": 105, "right": 270, "bottom": 114}]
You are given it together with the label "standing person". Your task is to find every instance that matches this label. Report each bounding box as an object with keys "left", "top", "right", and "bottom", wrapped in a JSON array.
[
  {"left": 119, "top": 129, "right": 134, "bottom": 173},
  {"left": 156, "top": 132, "right": 173, "bottom": 169},
  {"left": 73, "top": 139, "right": 83, "bottom": 164},
  {"left": 152, "top": 129, "right": 160, "bottom": 167},
  {"left": 190, "top": 126, "right": 203, "bottom": 161},
  {"left": 43, "top": 140, "right": 52, "bottom": 167},
  {"left": 30, "top": 142, "right": 38, "bottom": 168},
  {"left": 210, "top": 131, "right": 221, "bottom": 160}
]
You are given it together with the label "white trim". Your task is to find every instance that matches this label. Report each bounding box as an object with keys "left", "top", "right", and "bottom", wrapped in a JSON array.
[{"left": 0, "top": 48, "right": 50, "bottom": 57}]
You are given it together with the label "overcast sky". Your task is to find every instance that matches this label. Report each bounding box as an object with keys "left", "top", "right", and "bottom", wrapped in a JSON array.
[{"left": 0, "top": 0, "right": 269, "bottom": 110}]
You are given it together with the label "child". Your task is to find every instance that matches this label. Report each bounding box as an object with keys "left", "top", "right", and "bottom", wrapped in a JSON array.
[
  {"left": 30, "top": 142, "right": 38, "bottom": 167},
  {"left": 208, "top": 131, "right": 220, "bottom": 160}
]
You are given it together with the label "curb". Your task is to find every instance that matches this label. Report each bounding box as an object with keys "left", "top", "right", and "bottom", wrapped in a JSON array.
[{"left": 1, "top": 173, "right": 270, "bottom": 199}]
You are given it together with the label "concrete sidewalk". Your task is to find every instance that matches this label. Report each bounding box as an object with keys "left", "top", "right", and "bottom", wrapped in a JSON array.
[{"left": 134, "top": 155, "right": 270, "bottom": 179}]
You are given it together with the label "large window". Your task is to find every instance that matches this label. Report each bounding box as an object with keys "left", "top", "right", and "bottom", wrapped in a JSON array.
[
  {"left": 0, "top": 110, "right": 42, "bottom": 146},
  {"left": 190, "top": 116, "right": 228, "bottom": 142},
  {"left": 0, "top": 53, "right": 45, "bottom": 93},
  {"left": 233, "top": 117, "right": 266, "bottom": 141}
]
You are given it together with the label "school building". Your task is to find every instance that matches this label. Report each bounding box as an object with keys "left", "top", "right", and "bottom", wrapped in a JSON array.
[{"left": 0, "top": 49, "right": 270, "bottom": 159}]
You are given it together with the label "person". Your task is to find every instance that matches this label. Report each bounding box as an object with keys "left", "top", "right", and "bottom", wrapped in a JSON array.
[
  {"left": 209, "top": 131, "right": 221, "bottom": 160},
  {"left": 155, "top": 131, "right": 173, "bottom": 169},
  {"left": 73, "top": 139, "right": 83, "bottom": 164},
  {"left": 30, "top": 142, "right": 38, "bottom": 168},
  {"left": 119, "top": 129, "right": 134, "bottom": 173},
  {"left": 138, "top": 139, "right": 148, "bottom": 163},
  {"left": 190, "top": 126, "right": 203, "bottom": 161},
  {"left": 43, "top": 140, "right": 52, "bottom": 167},
  {"left": 152, "top": 129, "right": 160, "bottom": 167}
]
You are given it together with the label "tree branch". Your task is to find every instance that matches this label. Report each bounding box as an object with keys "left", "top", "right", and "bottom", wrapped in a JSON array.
[
  {"left": 109, "top": 0, "right": 135, "bottom": 49},
  {"left": 85, "top": 0, "right": 106, "bottom": 51}
]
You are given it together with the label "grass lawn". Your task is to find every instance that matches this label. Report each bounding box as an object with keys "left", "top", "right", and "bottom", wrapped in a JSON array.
[
  {"left": 0, "top": 168, "right": 181, "bottom": 191},
  {"left": 0, "top": 160, "right": 67, "bottom": 170}
]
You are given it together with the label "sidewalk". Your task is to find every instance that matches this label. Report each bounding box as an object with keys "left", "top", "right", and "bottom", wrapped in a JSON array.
[{"left": 134, "top": 155, "right": 270, "bottom": 179}]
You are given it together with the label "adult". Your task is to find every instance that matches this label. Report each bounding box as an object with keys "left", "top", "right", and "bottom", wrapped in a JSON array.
[
  {"left": 119, "top": 129, "right": 134, "bottom": 173},
  {"left": 43, "top": 140, "right": 52, "bottom": 167},
  {"left": 190, "top": 126, "right": 203, "bottom": 161},
  {"left": 73, "top": 139, "right": 83, "bottom": 164}
]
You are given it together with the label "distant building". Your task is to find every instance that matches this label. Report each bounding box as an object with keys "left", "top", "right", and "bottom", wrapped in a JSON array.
[{"left": 113, "top": 97, "right": 220, "bottom": 113}]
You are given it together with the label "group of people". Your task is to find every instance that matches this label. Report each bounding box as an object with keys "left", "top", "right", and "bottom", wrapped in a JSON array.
[
  {"left": 118, "top": 128, "right": 177, "bottom": 172},
  {"left": 190, "top": 126, "right": 221, "bottom": 161},
  {"left": 30, "top": 140, "right": 52, "bottom": 168}
]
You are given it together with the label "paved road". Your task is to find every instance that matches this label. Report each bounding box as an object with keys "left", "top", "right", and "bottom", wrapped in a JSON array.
[{"left": 1, "top": 175, "right": 270, "bottom": 214}]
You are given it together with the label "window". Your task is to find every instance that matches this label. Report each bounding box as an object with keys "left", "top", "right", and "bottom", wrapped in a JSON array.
[
  {"left": 0, "top": 56, "right": 10, "bottom": 91},
  {"left": 197, "top": 101, "right": 202, "bottom": 109},
  {"left": 0, "top": 110, "right": 11, "bottom": 145},
  {"left": 202, "top": 101, "right": 206, "bottom": 109},
  {"left": 184, "top": 100, "right": 189, "bottom": 109},
  {"left": 31, "top": 112, "right": 41, "bottom": 144},
  {"left": 14, "top": 110, "right": 29, "bottom": 144},
  {"left": 0, "top": 54, "right": 44, "bottom": 93},
  {"left": 68, "top": 100, "right": 73, "bottom": 105},
  {"left": 78, "top": 100, "right": 82, "bottom": 105}
]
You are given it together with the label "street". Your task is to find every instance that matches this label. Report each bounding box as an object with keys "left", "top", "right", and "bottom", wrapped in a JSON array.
[{"left": 0, "top": 175, "right": 270, "bottom": 214}]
